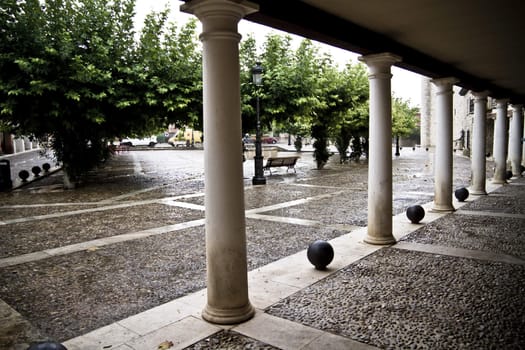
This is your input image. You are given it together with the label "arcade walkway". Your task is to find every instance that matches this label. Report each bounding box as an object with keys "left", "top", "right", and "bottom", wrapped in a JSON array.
[{"left": 1, "top": 148, "right": 523, "bottom": 349}]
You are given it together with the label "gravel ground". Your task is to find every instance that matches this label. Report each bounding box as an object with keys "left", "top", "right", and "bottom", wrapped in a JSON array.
[
  {"left": 0, "top": 217, "right": 346, "bottom": 341},
  {"left": 184, "top": 330, "right": 279, "bottom": 349},
  {"left": 0, "top": 149, "right": 507, "bottom": 346},
  {"left": 458, "top": 192, "right": 525, "bottom": 215},
  {"left": 266, "top": 248, "right": 525, "bottom": 350},
  {"left": 400, "top": 214, "right": 525, "bottom": 259},
  {"left": 0, "top": 204, "right": 204, "bottom": 258}
]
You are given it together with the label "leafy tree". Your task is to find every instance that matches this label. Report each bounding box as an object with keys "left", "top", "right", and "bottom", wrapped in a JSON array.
[
  {"left": 0, "top": 0, "right": 201, "bottom": 187},
  {"left": 331, "top": 63, "right": 369, "bottom": 162},
  {"left": 392, "top": 96, "right": 418, "bottom": 155},
  {"left": 239, "top": 34, "right": 259, "bottom": 134}
]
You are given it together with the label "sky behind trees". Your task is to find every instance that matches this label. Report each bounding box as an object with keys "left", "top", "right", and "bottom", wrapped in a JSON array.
[{"left": 134, "top": 0, "right": 422, "bottom": 107}]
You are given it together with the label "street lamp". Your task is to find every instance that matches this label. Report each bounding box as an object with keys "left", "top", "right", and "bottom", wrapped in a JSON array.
[{"left": 252, "top": 62, "right": 266, "bottom": 185}]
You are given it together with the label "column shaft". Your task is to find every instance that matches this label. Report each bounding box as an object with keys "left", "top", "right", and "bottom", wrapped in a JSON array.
[
  {"left": 181, "top": 0, "right": 256, "bottom": 324},
  {"left": 359, "top": 53, "right": 401, "bottom": 245},
  {"left": 509, "top": 104, "right": 523, "bottom": 177},
  {"left": 470, "top": 92, "right": 488, "bottom": 195},
  {"left": 493, "top": 99, "right": 509, "bottom": 183},
  {"left": 431, "top": 78, "right": 457, "bottom": 212},
  {"left": 420, "top": 77, "right": 432, "bottom": 148}
]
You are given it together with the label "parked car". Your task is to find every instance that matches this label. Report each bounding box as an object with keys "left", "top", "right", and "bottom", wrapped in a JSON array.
[
  {"left": 167, "top": 135, "right": 188, "bottom": 147},
  {"left": 242, "top": 135, "right": 279, "bottom": 144},
  {"left": 120, "top": 136, "right": 157, "bottom": 147},
  {"left": 263, "top": 136, "right": 279, "bottom": 144}
]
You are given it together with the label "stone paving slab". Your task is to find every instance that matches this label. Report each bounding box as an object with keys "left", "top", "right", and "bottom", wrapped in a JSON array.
[{"left": 266, "top": 248, "right": 525, "bottom": 349}]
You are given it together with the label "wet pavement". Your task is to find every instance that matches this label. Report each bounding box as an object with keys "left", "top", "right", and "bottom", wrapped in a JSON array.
[{"left": 1, "top": 145, "right": 524, "bottom": 349}]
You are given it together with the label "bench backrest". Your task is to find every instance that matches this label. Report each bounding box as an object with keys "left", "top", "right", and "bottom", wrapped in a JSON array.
[{"left": 266, "top": 156, "right": 299, "bottom": 167}]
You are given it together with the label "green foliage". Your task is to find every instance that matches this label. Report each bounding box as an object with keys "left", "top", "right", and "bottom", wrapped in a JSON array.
[
  {"left": 0, "top": 0, "right": 201, "bottom": 186},
  {"left": 311, "top": 123, "right": 331, "bottom": 169},
  {"left": 239, "top": 33, "right": 370, "bottom": 168},
  {"left": 392, "top": 96, "right": 419, "bottom": 137}
]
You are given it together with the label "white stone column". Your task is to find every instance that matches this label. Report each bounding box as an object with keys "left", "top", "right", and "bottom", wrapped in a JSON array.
[
  {"left": 493, "top": 99, "right": 509, "bottom": 184},
  {"left": 523, "top": 116, "right": 525, "bottom": 168},
  {"left": 181, "top": 0, "right": 257, "bottom": 324},
  {"left": 420, "top": 77, "right": 432, "bottom": 148},
  {"left": 470, "top": 92, "right": 489, "bottom": 195},
  {"left": 359, "top": 53, "right": 401, "bottom": 245},
  {"left": 431, "top": 78, "right": 458, "bottom": 212},
  {"left": 13, "top": 138, "right": 24, "bottom": 153},
  {"left": 509, "top": 104, "right": 523, "bottom": 177}
]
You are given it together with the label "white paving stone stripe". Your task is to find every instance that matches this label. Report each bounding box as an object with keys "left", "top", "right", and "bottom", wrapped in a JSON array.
[
  {"left": 98, "top": 184, "right": 169, "bottom": 204},
  {"left": 246, "top": 213, "right": 321, "bottom": 226},
  {"left": 0, "top": 200, "right": 162, "bottom": 225},
  {"left": 161, "top": 200, "right": 205, "bottom": 211},
  {"left": 246, "top": 190, "right": 347, "bottom": 215},
  {"left": 0, "top": 193, "right": 206, "bottom": 226},
  {"left": 0, "top": 219, "right": 205, "bottom": 268},
  {"left": 393, "top": 241, "right": 525, "bottom": 265},
  {"left": 0, "top": 191, "right": 347, "bottom": 267}
]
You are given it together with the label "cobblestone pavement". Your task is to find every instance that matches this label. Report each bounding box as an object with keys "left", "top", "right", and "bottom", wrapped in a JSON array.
[{"left": 2, "top": 147, "right": 523, "bottom": 350}]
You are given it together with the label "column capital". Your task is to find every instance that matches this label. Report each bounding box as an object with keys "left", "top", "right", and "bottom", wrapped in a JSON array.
[
  {"left": 181, "top": 0, "right": 258, "bottom": 31},
  {"left": 358, "top": 53, "right": 401, "bottom": 78},
  {"left": 495, "top": 98, "right": 510, "bottom": 108},
  {"left": 431, "top": 78, "right": 458, "bottom": 97},
  {"left": 358, "top": 52, "right": 402, "bottom": 66},
  {"left": 471, "top": 90, "right": 489, "bottom": 100},
  {"left": 431, "top": 76, "right": 458, "bottom": 88},
  {"left": 511, "top": 103, "right": 523, "bottom": 109}
]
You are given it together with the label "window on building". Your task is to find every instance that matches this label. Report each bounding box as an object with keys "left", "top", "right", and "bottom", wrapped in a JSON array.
[{"left": 468, "top": 98, "right": 474, "bottom": 114}]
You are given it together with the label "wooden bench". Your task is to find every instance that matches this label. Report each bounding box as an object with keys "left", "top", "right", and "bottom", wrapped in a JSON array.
[{"left": 263, "top": 156, "right": 300, "bottom": 175}]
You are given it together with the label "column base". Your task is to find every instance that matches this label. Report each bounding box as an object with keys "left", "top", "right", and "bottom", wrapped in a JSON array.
[
  {"left": 491, "top": 179, "right": 507, "bottom": 185},
  {"left": 202, "top": 302, "right": 255, "bottom": 325},
  {"left": 469, "top": 189, "right": 487, "bottom": 196},
  {"left": 431, "top": 203, "right": 455, "bottom": 212},
  {"left": 364, "top": 234, "right": 396, "bottom": 246},
  {"left": 252, "top": 176, "right": 266, "bottom": 185}
]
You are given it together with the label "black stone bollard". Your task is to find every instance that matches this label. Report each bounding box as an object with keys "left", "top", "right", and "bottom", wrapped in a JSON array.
[
  {"left": 32, "top": 166, "right": 42, "bottom": 177},
  {"left": 27, "top": 341, "right": 67, "bottom": 350},
  {"left": 455, "top": 187, "right": 469, "bottom": 202},
  {"left": 307, "top": 240, "right": 334, "bottom": 270},
  {"left": 406, "top": 205, "right": 425, "bottom": 224},
  {"left": 19, "top": 169, "right": 30, "bottom": 182},
  {"left": 42, "top": 163, "right": 51, "bottom": 172},
  {"left": 506, "top": 170, "right": 513, "bottom": 180}
]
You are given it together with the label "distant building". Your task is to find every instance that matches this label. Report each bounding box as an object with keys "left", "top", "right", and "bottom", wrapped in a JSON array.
[{"left": 420, "top": 77, "right": 500, "bottom": 157}]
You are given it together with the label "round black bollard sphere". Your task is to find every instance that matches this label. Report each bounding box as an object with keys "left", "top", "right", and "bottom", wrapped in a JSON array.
[
  {"left": 307, "top": 240, "right": 334, "bottom": 270},
  {"left": 31, "top": 166, "right": 42, "bottom": 177},
  {"left": 27, "top": 341, "right": 67, "bottom": 350},
  {"left": 455, "top": 187, "right": 469, "bottom": 202},
  {"left": 19, "top": 169, "right": 30, "bottom": 182},
  {"left": 406, "top": 205, "right": 425, "bottom": 224},
  {"left": 506, "top": 170, "right": 513, "bottom": 180},
  {"left": 42, "top": 163, "right": 51, "bottom": 172}
]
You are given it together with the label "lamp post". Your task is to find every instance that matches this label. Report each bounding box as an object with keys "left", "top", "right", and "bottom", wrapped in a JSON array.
[{"left": 252, "top": 62, "right": 266, "bottom": 185}]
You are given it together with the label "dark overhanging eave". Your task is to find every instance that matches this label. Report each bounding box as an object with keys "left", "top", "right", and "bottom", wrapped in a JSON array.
[{"left": 245, "top": 0, "right": 524, "bottom": 103}]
